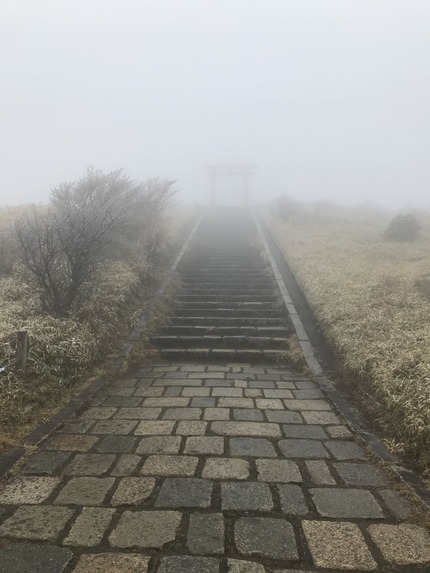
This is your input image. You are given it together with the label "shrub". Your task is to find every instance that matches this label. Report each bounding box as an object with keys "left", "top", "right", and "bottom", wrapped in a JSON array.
[
  {"left": 383, "top": 214, "right": 421, "bottom": 243},
  {"left": 15, "top": 168, "right": 176, "bottom": 317}
]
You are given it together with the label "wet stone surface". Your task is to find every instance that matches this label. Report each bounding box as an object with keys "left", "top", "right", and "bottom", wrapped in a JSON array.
[{"left": 0, "top": 362, "right": 427, "bottom": 573}]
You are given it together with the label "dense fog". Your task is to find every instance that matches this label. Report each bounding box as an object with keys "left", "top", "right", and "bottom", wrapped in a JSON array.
[{"left": 1, "top": 1, "right": 429, "bottom": 208}]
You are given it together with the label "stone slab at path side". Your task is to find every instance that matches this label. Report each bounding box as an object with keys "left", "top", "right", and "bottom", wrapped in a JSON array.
[{"left": 0, "top": 362, "right": 429, "bottom": 573}]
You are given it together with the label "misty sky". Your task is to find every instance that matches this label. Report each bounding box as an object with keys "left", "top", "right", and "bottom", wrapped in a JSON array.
[{"left": 1, "top": 1, "right": 429, "bottom": 207}]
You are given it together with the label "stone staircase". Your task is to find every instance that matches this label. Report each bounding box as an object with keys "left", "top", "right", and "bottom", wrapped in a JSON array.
[{"left": 151, "top": 209, "right": 294, "bottom": 362}]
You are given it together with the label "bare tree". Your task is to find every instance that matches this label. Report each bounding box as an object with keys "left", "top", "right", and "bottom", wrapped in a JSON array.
[
  {"left": 16, "top": 169, "right": 141, "bottom": 316},
  {"left": 15, "top": 168, "right": 177, "bottom": 316}
]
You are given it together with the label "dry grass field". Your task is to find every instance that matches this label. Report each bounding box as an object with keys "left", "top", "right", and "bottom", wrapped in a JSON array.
[
  {"left": 0, "top": 201, "right": 198, "bottom": 454},
  {"left": 269, "top": 209, "right": 430, "bottom": 473}
]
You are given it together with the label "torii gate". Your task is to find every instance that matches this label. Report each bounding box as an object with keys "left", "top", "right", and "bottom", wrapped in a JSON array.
[{"left": 205, "top": 165, "right": 255, "bottom": 205}]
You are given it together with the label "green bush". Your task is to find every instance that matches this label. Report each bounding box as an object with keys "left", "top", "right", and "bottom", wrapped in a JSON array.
[{"left": 383, "top": 214, "right": 421, "bottom": 243}]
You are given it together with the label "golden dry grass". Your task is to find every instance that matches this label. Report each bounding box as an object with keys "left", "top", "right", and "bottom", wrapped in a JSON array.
[
  {"left": 0, "top": 203, "right": 198, "bottom": 453},
  {"left": 269, "top": 214, "right": 430, "bottom": 471}
]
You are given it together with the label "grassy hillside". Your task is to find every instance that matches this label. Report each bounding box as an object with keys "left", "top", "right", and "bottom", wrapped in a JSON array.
[
  {"left": 268, "top": 209, "right": 430, "bottom": 472},
  {"left": 0, "top": 201, "right": 198, "bottom": 453}
]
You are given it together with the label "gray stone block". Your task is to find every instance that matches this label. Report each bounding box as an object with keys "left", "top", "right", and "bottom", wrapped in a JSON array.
[
  {"left": 109, "top": 510, "right": 181, "bottom": 548},
  {"left": 110, "top": 454, "right": 141, "bottom": 476},
  {"left": 54, "top": 477, "right": 114, "bottom": 506},
  {"left": 188, "top": 513, "right": 224, "bottom": 554},
  {"left": 230, "top": 438, "right": 277, "bottom": 457},
  {"left": 158, "top": 556, "right": 220, "bottom": 573},
  {"left": 281, "top": 424, "right": 327, "bottom": 440},
  {"left": 266, "top": 411, "right": 303, "bottom": 424},
  {"left": 235, "top": 517, "right": 298, "bottom": 560},
  {"left": 0, "top": 506, "right": 73, "bottom": 541},
  {"left": 184, "top": 436, "right": 224, "bottom": 455},
  {"left": 277, "top": 484, "right": 308, "bottom": 515},
  {"left": 63, "top": 453, "right": 116, "bottom": 476},
  {"left": 90, "top": 419, "right": 138, "bottom": 435},
  {"left": 96, "top": 435, "right": 138, "bottom": 453},
  {"left": 22, "top": 452, "right": 71, "bottom": 475},
  {"left": 191, "top": 397, "right": 216, "bottom": 407},
  {"left": 325, "top": 441, "right": 367, "bottom": 460},
  {"left": 233, "top": 408, "right": 264, "bottom": 421},
  {"left": 156, "top": 478, "right": 213, "bottom": 508},
  {"left": 334, "top": 463, "right": 387, "bottom": 486},
  {"left": 0, "top": 543, "right": 73, "bottom": 573},
  {"left": 256, "top": 459, "right": 302, "bottom": 483},
  {"left": 64, "top": 507, "right": 115, "bottom": 546},
  {"left": 311, "top": 488, "right": 384, "bottom": 518},
  {"left": 279, "top": 439, "right": 329, "bottom": 458},
  {"left": 221, "top": 482, "right": 273, "bottom": 511},
  {"left": 162, "top": 408, "right": 202, "bottom": 420},
  {"left": 136, "top": 436, "right": 182, "bottom": 454}
]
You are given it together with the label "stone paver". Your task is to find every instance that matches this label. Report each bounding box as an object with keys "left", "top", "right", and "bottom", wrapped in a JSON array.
[
  {"left": 0, "top": 505, "right": 73, "bottom": 541},
  {"left": 54, "top": 477, "right": 114, "bottom": 506},
  {"left": 334, "top": 462, "right": 387, "bottom": 486},
  {"left": 368, "top": 523, "right": 430, "bottom": 565},
  {"left": 311, "top": 488, "right": 384, "bottom": 518},
  {"left": 109, "top": 510, "right": 181, "bottom": 548},
  {"left": 22, "top": 452, "right": 71, "bottom": 475},
  {"left": 0, "top": 544, "right": 73, "bottom": 573},
  {"left": 110, "top": 454, "right": 141, "bottom": 476},
  {"left": 202, "top": 457, "right": 249, "bottom": 480},
  {"left": 158, "top": 556, "right": 220, "bottom": 573},
  {"left": 141, "top": 455, "right": 198, "bottom": 476},
  {"left": 303, "top": 520, "right": 377, "bottom": 570},
  {"left": 63, "top": 453, "right": 116, "bottom": 476},
  {"left": 184, "top": 436, "right": 224, "bottom": 455},
  {"left": 135, "top": 436, "right": 181, "bottom": 454},
  {"left": 110, "top": 477, "right": 155, "bottom": 505},
  {"left": 134, "top": 420, "right": 175, "bottom": 435},
  {"left": 230, "top": 437, "right": 277, "bottom": 457},
  {"left": 279, "top": 439, "right": 329, "bottom": 458},
  {"left": 0, "top": 362, "right": 426, "bottom": 572},
  {"left": 155, "top": 478, "right": 213, "bottom": 508},
  {"left": 212, "top": 421, "right": 281, "bottom": 437},
  {"left": 227, "top": 559, "right": 265, "bottom": 573},
  {"left": 222, "top": 482, "right": 273, "bottom": 511},
  {"left": 235, "top": 517, "right": 298, "bottom": 560},
  {"left": 64, "top": 507, "right": 115, "bottom": 546},
  {"left": 256, "top": 459, "right": 302, "bottom": 483},
  {"left": 72, "top": 553, "right": 150, "bottom": 573},
  {"left": 187, "top": 513, "right": 224, "bottom": 554},
  {"left": 0, "top": 477, "right": 60, "bottom": 504},
  {"left": 277, "top": 484, "right": 308, "bottom": 515}
]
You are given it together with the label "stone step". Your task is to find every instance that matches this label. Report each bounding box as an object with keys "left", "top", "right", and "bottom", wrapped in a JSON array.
[
  {"left": 174, "top": 308, "right": 283, "bottom": 318},
  {"left": 181, "top": 271, "right": 269, "bottom": 279},
  {"left": 185, "top": 285, "right": 276, "bottom": 296},
  {"left": 159, "top": 325, "right": 291, "bottom": 336},
  {"left": 151, "top": 335, "right": 289, "bottom": 349},
  {"left": 157, "top": 348, "right": 288, "bottom": 362},
  {"left": 178, "top": 301, "right": 278, "bottom": 310},
  {"left": 180, "top": 294, "right": 277, "bottom": 303},
  {"left": 169, "top": 316, "right": 287, "bottom": 326},
  {"left": 183, "top": 281, "right": 273, "bottom": 288}
]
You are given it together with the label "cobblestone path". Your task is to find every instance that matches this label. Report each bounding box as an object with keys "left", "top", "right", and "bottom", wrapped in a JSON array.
[
  {"left": 0, "top": 210, "right": 429, "bottom": 571},
  {"left": 0, "top": 363, "right": 429, "bottom": 572}
]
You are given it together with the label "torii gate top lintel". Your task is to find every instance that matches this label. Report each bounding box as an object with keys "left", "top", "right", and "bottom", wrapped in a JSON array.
[{"left": 205, "top": 165, "right": 256, "bottom": 205}]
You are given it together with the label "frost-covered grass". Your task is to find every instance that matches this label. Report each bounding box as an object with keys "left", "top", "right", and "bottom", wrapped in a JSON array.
[
  {"left": 270, "top": 215, "right": 430, "bottom": 470},
  {"left": 0, "top": 203, "right": 199, "bottom": 450}
]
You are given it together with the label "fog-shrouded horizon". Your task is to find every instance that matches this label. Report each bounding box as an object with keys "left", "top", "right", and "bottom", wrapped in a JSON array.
[{"left": 1, "top": 1, "right": 429, "bottom": 209}]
